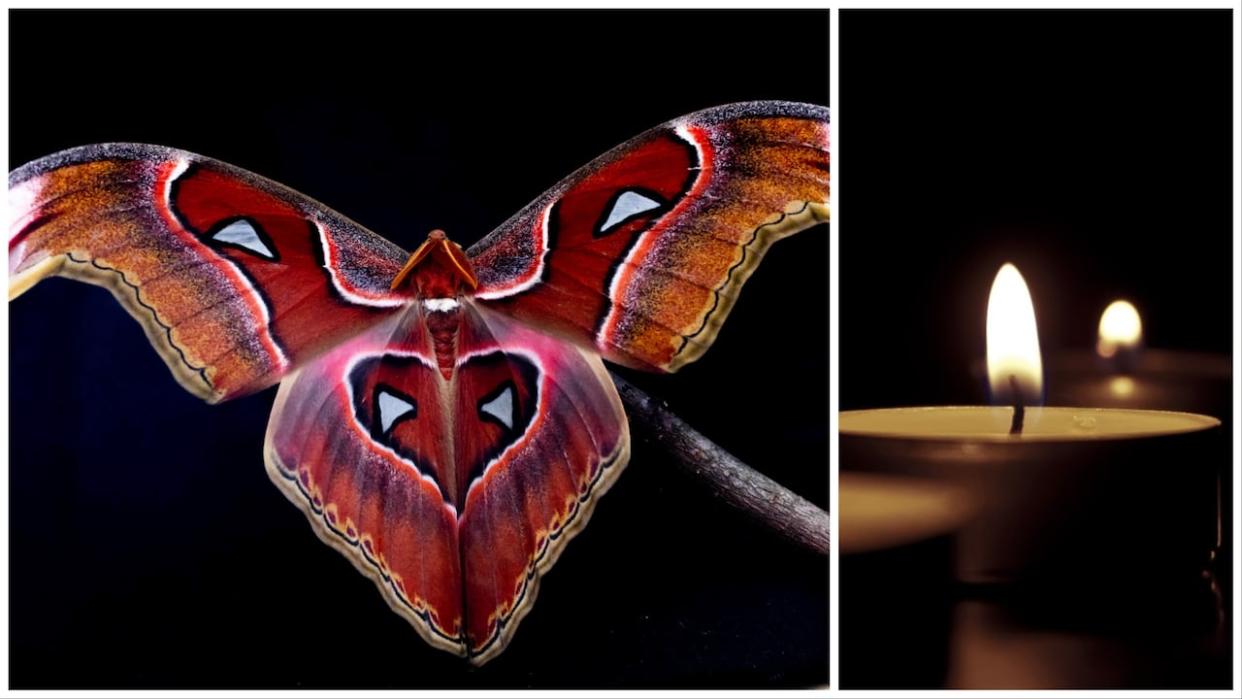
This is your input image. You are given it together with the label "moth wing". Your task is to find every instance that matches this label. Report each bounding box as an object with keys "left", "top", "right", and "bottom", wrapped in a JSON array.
[
  {"left": 264, "top": 310, "right": 467, "bottom": 656},
  {"left": 9, "top": 144, "right": 411, "bottom": 402},
  {"left": 454, "top": 301, "right": 630, "bottom": 663},
  {"left": 468, "top": 101, "right": 829, "bottom": 372},
  {"left": 263, "top": 301, "right": 629, "bottom": 665}
]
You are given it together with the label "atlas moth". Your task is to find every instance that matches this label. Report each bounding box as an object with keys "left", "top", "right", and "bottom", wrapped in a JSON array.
[{"left": 8, "top": 101, "right": 830, "bottom": 665}]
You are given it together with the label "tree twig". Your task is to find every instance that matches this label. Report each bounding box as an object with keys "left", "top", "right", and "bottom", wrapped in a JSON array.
[{"left": 610, "top": 371, "right": 830, "bottom": 556}]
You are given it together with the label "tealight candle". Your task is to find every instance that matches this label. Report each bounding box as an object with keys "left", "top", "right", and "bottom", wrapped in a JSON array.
[
  {"left": 840, "top": 473, "right": 977, "bottom": 689},
  {"left": 839, "top": 472, "right": 976, "bottom": 556},
  {"left": 1045, "top": 300, "right": 1230, "bottom": 417},
  {"left": 840, "top": 264, "right": 1222, "bottom": 585}
]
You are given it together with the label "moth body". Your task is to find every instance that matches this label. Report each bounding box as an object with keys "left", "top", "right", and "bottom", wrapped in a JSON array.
[
  {"left": 394, "top": 229, "right": 480, "bottom": 380},
  {"left": 7, "top": 101, "right": 829, "bottom": 664}
]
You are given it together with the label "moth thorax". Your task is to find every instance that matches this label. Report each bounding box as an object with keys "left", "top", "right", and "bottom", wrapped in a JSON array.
[{"left": 424, "top": 306, "right": 460, "bottom": 380}]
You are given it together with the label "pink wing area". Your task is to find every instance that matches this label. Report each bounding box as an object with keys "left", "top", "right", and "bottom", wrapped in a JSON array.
[
  {"left": 468, "top": 101, "right": 829, "bottom": 372},
  {"left": 8, "top": 144, "right": 412, "bottom": 402},
  {"left": 264, "top": 301, "right": 629, "bottom": 664}
]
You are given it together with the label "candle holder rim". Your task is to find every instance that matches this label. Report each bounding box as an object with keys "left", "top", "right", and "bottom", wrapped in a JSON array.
[{"left": 838, "top": 405, "right": 1220, "bottom": 443}]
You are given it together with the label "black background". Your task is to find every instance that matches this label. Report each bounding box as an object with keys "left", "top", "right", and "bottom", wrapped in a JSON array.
[
  {"left": 839, "top": 9, "right": 1234, "bottom": 690},
  {"left": 8, "top": 9, "right": 829, "bottom": 689},
  {"left": 840, "top": 9, "right": 1232, "bottom": 410}
]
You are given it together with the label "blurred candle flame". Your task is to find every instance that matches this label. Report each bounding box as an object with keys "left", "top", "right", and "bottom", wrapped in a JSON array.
[
  {"left": 1096, "top": 299, "right": 1142, "bottom": 359},
  {"left": 986, "top": 263, "right": 1043, "bottom": 403},
  {"left": 1109, "top": 375, "right": 1136, "bottom": 398}
]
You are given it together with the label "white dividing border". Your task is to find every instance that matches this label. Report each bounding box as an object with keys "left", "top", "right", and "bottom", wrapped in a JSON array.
[
  {"left": 3, "top": 2, "right": 1238, "bottom": 697},
  {"left": 2, "top": 8, "right": 14, "bottom": 691},
  {"left": 828, "top": 8, "right": 841, "bottom": 695}
]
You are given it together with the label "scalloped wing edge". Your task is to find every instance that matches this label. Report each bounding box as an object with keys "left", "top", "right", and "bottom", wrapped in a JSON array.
[
  {"left": 470, "top": 431, "right": 630, "bottom": 665},
  {"left": 11, "top": 250, "right": 222, "bottom": 402},
  {"left": 467, "top": 101, "right": 829, "bottom": 374},
  {"left": 9, "top": 142, "right": 413, "bottom": 403},
  {"left": 262, "top": 368, "right": 632, "bottom": 665},
  {"left": 262, "top": 375, "right": 469, "bottom": 658},
  {"left": 667, "top": 198, "right": 829, "bottom": 372}
]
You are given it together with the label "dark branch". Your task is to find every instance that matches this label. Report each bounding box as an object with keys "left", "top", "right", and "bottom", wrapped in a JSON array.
[{"left": 610, "top": 371, "right": 830, "bottom": 556}]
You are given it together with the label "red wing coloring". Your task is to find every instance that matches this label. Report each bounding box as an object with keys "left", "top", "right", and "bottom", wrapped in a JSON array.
[
  {"left": 9, "top": 145, "right": 410, "bottom": 401},
  {"left": 8, "top": 100, "right": 828, "bottom": 665},
  {"left": 470, "top": 101, "right": 830, "bottom": 372},
  {"left": 265, "top": 302, "right": 628, "bottom": 663}
]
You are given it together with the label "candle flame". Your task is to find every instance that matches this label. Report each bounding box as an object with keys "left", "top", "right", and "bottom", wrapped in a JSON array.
[
  {"left": 1096, "top": 299, "right": 1142, "bottom": 358},
  {"left": 986, "top": 263, "right": 1043, "bottom": 403}
]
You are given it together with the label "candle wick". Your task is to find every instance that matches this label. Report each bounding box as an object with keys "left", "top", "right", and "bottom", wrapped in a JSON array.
[{"left": 1009, "top": 374, "right": 1025, "bottom": 435}]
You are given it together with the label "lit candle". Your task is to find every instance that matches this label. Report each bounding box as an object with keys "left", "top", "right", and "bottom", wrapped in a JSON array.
[
  {"left": 986, "top": 263, "right": 1043, "bottom": 412},
  {"left": 1096, "top": 299, "right": 1142, "bottom": 361},
  {"left": 1045, "top": 299, "right": 1231, "bottom": 417},
  {"left": 840, "top": 263, "right": 1221, "bottom": 585}
]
